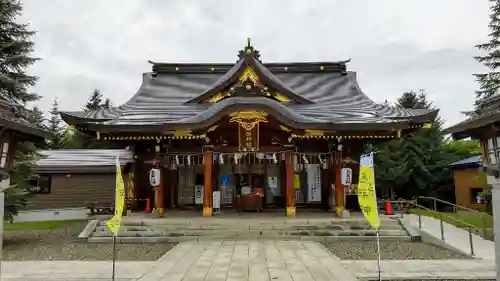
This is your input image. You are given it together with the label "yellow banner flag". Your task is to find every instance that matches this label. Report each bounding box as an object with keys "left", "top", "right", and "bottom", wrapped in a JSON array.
[
  {"left": 107, "top": 157, "right": 125, "bottom": 234},
  {"left": 357, "top": 153, "right": 380, "bottom": 230}
]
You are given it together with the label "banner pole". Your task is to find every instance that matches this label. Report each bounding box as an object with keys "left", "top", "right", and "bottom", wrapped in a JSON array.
[
  {"left": 111, "top": 156, "right": 119, "bottom": 281},
  {"left": 376, "top": 229, "right": 382, "bottom": 281},
  {"left": 112, "top": 233, "right": 116, "bottom": 281}
]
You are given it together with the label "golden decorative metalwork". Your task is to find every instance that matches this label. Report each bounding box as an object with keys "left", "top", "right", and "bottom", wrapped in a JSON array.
[
  {"left": 229, "top": 111, "right": 268, "bottom": 130},
  {"left": 102, "top": 134, "right": 206, "bottom": 141},
  {"left": 274, "top": 92, "right": 291, "bottom": 103},
  {"left": 320, "top": 66, "right": 324, "bottom": 70},
  {"left": 174, "top": 130, "right": 193, "bottom": 137},
  {"left": 239, "top": 66, "right": 259, "bottom": 84},
  {"left": 279, "top": 125, "right": 291, "bottom": 132},
  {"left": 304, "top": 129, "right": 324, "bottom": 136},
  {"left": 175, "top": 67, "right": 179, "bottom": 71},
  {"left": 207, "top": 125, "right": 219, "bottom": 132},
  {"left": 245, "top": 84, "right": 252, "bottom": 90},
  {"left": 422, "top": 123, "right": 432, "bottom": 128},
  {"left": 396, "top": 129, "right": 402, "bottom": 138},
  {"left": 204, "top": 92, "right": 225, "bottom": 103},
  {"left": 290, "top": 134, "right": 395, "bottom": 139}
]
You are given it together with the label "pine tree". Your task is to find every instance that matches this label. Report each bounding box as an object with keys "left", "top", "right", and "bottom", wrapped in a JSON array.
[
  {"left": 85, "top": 89, "right": 107, "bottom": 111},
  {"left": 71, "top": 89, "right": 115, "bottom": 149},
  {"left": 5, "top": 141, "right": 38, "bottom": 222},
  {"left": 474, "top": 0, "right": 500, "bottom": 104},
  {"left": 26, "top": 105, "right": 46, "bottom": 131},
  {"left": 47, "top": 98, "right": 64, "bottom": 149},
  {"left": 0, "top": 0, "right": 43, "bottom": 220},
  {"left": 373, "top": 90, "right": 455, "bottom": 200},
  {"left": 0, "top": 0, "right": 40, "bottom": 105}
]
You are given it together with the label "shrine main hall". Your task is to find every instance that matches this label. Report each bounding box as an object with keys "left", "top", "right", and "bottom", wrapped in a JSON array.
[{"left": 60, "top": 40, "right": 437, "bottom": 217}]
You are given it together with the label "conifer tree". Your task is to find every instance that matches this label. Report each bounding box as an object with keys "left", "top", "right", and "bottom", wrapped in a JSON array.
[
  {"left": 26, "top": 105, "right": 46, "bottom": 131},
  {"left": 474, "top": 0, "right": 500, "bottom": 105},
  {"left": 47, "top": 98, "right": 64, "bottom": 149},
  {"left": 0, "top": 0, "right": 43, "bottom": 220}
]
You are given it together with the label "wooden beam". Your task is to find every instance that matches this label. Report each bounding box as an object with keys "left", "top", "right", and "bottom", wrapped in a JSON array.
[{"left": 203, "top": 150, "right": 213, "bottom": 217}]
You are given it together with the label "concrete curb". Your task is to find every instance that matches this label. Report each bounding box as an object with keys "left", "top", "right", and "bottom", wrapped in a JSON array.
[
  {"left": 397, "top": 216, "right": 422, "bottom": 242},
  {"left": 77, "top": 219, "right": 99, "bottom": 239}
]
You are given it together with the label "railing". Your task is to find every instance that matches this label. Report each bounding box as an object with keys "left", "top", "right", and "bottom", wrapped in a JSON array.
[
  {"left": 384, "top": 198, "right": 492, "bottom": 256},
  {"left": 415, "top": 196, "right": 493, "bottom": 240}
]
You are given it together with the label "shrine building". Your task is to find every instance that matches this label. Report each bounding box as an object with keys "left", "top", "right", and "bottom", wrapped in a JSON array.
[{"left": 60, "top": 40, "right": 437, "bottom": 217}]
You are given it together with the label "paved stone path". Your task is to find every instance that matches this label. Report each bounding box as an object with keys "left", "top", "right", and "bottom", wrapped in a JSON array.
[
  {"left": 341, "top": 259, "right": 496, "bottom": 280},
  {"left": 0, "top": 240, "right": 497, "bottom": 280},
  {"left": 138, "top": 240, "right": 358, "bottom": 281},
  {"left": 402, "top": 214, "right": 495, "bottom": 260}
]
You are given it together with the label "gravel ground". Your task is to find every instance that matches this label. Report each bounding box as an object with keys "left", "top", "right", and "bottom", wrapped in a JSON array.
[
  {"left": 3, "top": 222, "right": 176, "bottom": 261},
  {"left": 323, "top": 240, "right": 472, "bottom": 260}
]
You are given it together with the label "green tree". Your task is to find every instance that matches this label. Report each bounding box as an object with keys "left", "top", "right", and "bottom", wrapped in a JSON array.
[
  {"left": 85, "top": 89, "right": 110, "bottom": 111},
  {"left": 474, "top": 0, "right": 500, "bottom": 105},
  {"left": 25, "top": 105, "right": 46, "bottom": 131},
  {"left": 0, "top": 0, "right": 43, "bottom": 220},
  {"left": 4, "top": 141, "right": 38, "bottom": 222},
  {"left": 0, "top": 0, "right": 40, "bottom": 106},
  {"left": 69, "top": 89, "right": 114, "bottom": 149},
  {"left": 47, "top": 98, "right": 65, "bottom": 149},
  {"left": 374, "top": 90, "right": 454, "bottom": 200}
]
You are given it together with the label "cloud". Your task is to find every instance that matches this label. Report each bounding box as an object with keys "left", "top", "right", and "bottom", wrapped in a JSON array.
[{"left": 20, "top": 0, "right": 490, "bottom": 127}]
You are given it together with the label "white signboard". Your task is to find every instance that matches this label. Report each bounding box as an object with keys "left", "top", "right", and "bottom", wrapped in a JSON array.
[
  {"left": 307, "top": 164, "right": 322, "bottom": 202},
  {"left": 213, "top": 191, "right": 221, "bottom": 210},
  {"left": 149, "top": 168, "right": 161, "bottom": 187},
  {"left": 341, "top": 168, "right": 353, "bottom": 185},
  {"left": 194, "top": 185, "right": 204, "bottom": 204}
]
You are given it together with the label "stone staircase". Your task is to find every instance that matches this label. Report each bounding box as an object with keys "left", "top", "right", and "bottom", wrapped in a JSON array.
[{"left": 80, "top": 216, "right": 418, "bottom": 243}]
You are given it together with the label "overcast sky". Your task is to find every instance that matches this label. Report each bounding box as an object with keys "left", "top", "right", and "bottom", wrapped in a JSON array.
[{"left": 21, "top": 0, "right": 490, "bottom": 127}]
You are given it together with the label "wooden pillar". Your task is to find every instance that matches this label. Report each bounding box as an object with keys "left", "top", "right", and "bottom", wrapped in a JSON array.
[
  {"left": 285, "top": 151, "right": 295, "bottom": 217},
  {"left": 169, "top": 169, "right": 176, "bottom": 209},
  {"left": 156, "top": 162, "right": 165, "bottom": 217},
  {"left": 334, "top": 151, "right": 344, "bottom": 216},
  {"left": 203, "top": 150, "right": 213, "bottom": 217}
]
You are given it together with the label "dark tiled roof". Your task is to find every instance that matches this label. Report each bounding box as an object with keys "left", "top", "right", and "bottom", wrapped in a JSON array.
[
  {"left": 449, "top": 155, "right": 482, "bottom": 168},
  {"left": 60, "top": 46, "right": 437, "bottom": 131},
  {"left": 0, "top": 101, "right": 49, "bottom": 139},
  {"left": 34, "top": 149, "right": 134, "bottom": 173}
]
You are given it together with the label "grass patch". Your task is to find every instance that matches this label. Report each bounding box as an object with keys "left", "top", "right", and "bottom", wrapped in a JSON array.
[
  {"left": 4, "top": 220, "right": 85, "bottom": 231},
  {"left": 410, "top": 209, "right": 493, "bottom": 229}
]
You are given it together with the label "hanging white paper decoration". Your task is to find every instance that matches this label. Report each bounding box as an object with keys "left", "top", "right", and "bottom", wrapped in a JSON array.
[
  {"left": 187, "top": 155, "right": 191, "bottom": 166},
  {"left": 234, "top": 153, "right": 239, "bottom": 164},
  {"left": 272, "top": 153, "right": 277, "bottom": 164},
  {"left": 318, "top": 155, "right": 323, "bottom": 164},
  {"left": 303, "top": 154, "right": 309, "bottom": 164},
  {"left": 219, "top": 153, "right": 224, "bottom": 164},
  {"left": 175, "top": 155, "right": 180, "bottom": 166}
]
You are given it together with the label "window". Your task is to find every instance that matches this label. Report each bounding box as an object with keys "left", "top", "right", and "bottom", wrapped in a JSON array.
[
  {"left": 29, "top": 175, "right": 51, "bottom": 194},
  {"left": 470, "top": 188, "right": 484, "bottom": 204},
  {"left": 486, "top": 137, "right": 500, "bottom": 165},
  {"left": 0, "top": 142, "right": 9, "bottom": 168}
]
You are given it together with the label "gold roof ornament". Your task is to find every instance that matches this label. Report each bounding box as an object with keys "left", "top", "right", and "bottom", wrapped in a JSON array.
[{"left": 229, "top": 111, "right": 268, "bottom": 130}]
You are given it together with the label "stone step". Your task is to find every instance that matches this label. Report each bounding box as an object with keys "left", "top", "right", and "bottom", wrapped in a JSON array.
[
  {"left": 95, "top": 220, "right": 403, "bottom": 232},
  {"left": 122, "top": 219, "right": 401, "bottom": 227},
  {"left": 87, "top": 235, "right": 412, "bottom": 243},
  {"left": 90, "top": 228, "right": 408, "bottom": 238}
]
